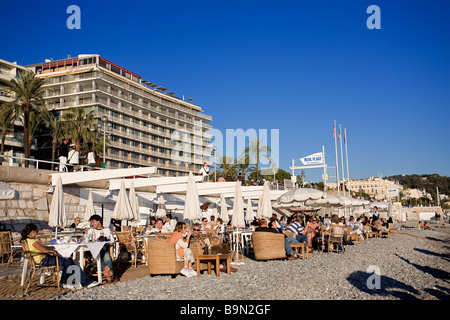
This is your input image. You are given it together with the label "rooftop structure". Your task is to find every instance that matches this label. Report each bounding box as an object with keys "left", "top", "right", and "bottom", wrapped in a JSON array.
[{"left": 26, "top": 54, "right": 213, "bottom": 176}]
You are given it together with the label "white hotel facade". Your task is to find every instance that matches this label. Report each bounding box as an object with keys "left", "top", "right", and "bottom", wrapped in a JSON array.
[{"left": 26, "top": 54, "right": 213, "bottom": 176}]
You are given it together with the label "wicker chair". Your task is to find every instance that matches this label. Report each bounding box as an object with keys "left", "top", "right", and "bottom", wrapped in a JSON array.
[
  {"left": 252, "top": 232, "right": 286, "bottom": 261},
  {"left": 36, "top": 230, "right": 52, "bottom": 242},
  {"left": 327, "top": 224, "right": 346, "bottom": 253},
  {"left": 21, "top": 240, "right": 61, "bottom": 295},
  {"left": 116, "top": 231, "right": 147, "bottom": 268},
  {"left": 0, "top": 231, "right": 21, "bottom": 268},
  {"left": 147, "top": 238, "right": 184, "bottom": 276}
]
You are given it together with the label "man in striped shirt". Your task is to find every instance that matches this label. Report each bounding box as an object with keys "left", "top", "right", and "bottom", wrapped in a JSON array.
[{"left": 286, "top": 215, "right": 307, "bottom": 243}]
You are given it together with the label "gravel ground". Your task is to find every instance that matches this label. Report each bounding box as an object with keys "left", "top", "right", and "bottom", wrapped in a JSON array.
[{"left": 50, "top": 228, "right": 450, "bottom": 300}]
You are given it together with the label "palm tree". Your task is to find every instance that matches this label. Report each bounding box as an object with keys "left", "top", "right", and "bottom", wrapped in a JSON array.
[
  {"left": 244, "top": 138, "right": 272, "bottom": 181},
  {"left": 0, "top": 105, "right": 16, "bottom": 165},
  {"left": 217, "top": 155, "right": 237, "bottom": 180},
  {"left": 235, "top": 150, "right": 256, "bottom": 182},
  {"left": 0, "top": 70, "right": 47, "bottom": 167},
  {"left": 43, "top": 113, "right": 66, "bottom": 170},
  {"left": 62, "top": 107, "right": 97, "bottom": 153}
]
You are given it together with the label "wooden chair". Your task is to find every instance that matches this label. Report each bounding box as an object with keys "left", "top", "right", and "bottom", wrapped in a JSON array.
[
  {"left": 252, "top": 232, "right": 286, "bottom": 261},
  {"left": 147, "top": 238, "right": 184, "bottom": 277},
  {"left": 189, "top": 242, "right": 210, "bottom": 274},
  {"left": 364, "top": 226, "right": 378, "bottom": 240},
  {"left": 388, "top": 223, "right": 397, "bottom": 235},
  {"left": 0, "top": 231, "right": 22, "bottom": 268},
  {"left": 36, "top": 230, "right": 52, "bottom": 242},
  {"left": 379, "top": 229, "right": 390, "bottom": 238},
  {"left": 345, "top": 226, "right": 361, "bottom": 245},
  {"left": 21, "top": 240, "right": 61, "bottom": 295},
  {"left": 327, "top": 224, "right": 345, "bottom": 253},
  {"left": 116, "top": 231, "right": 147, "bottom": 268}
]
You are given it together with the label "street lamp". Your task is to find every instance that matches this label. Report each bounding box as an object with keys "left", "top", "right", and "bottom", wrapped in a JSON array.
[
  {"left": 211, "top": 146, "right": 218, "bottom": 181},
  {"left": 101, "top": 116, "right": 108, "bottom": 164}
]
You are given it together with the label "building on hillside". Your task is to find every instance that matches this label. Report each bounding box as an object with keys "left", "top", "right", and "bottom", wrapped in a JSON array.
[
  {"left": 26, "top": 54, "right": 213, "bottom": 176},
  {"left": 327, "top": 176, "right": 403, "bottom": 201}
]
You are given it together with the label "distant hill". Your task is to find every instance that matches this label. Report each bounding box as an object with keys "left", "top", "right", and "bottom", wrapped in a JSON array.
[{"left": 386, "top": 174, "right": 450, "bottom": 202}]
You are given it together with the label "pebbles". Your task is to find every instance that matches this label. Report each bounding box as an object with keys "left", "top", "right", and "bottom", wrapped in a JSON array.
[{"left": 50, "top": 228, "right": 450, "bottom": 300}]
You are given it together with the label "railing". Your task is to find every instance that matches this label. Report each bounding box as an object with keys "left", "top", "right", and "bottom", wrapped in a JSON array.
[{"left": 0, "top": 154, "right": 104, "bottom": 172}]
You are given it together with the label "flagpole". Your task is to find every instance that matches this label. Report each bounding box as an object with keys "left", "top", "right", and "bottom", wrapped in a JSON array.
[
  {"left": 339, "top": 124, "right": 345, "bottom": 197},
  {"left": 344, "top": 128, "right": 350, "bottom": 188},
  {"left": 333, "top": 121, "right": 340, "bottom": 196}
]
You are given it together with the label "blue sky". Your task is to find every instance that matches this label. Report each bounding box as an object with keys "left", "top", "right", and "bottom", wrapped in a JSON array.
[{"left": 1, "top": 0, "right": 449, "bottom": 182}]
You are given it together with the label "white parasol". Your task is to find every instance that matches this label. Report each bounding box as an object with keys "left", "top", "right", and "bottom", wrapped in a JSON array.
[
  {"left": 183, "top": 171, "right": 202, "bottom": 222},
  {"left": 49, "top": 175, "right": 67, "bottom": 238},
  {"left": 83, "top": 189, "right": 96, "bottom": 223},
  {"left": 111, "top": 179, "right": 134, "bottom": 221},
  {"left": 155, "top": 194, "right": 167, "bottom": 219},
  {"left": 272, "top": 187, "right": 325, "bottom": 208},
  {"left": 129, "top": 181, "right": 141, "bottom": 223},
  {"left": 256, "top": 180, "right": 273, "bottom": 219},
  {"left": 245, "top": 198, "right": 256, "bottom": 223},
  {"left": 231, "top": 181, "right": 246, "bottom": 229},
  {"left": 219, "top": 193, "right": 229, "bottom": 224}
]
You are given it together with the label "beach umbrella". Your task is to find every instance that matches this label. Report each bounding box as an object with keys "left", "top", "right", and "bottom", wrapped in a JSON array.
[
  {"left": 220, "top": 193, "right": 229, "bottom": 224},
  {"left": 83, "top": 189, "right": 96, "bottom": 223},
  {"left": 129, "top": 181, "right": 141, "bottom": 222},
  {"left": 272, "top": 187, "right": 325, "bottom": 208},
  {"left": 257, "top": 180, "right": 273, "bottom": 219},
  {"left": 231, "top": 181, "right": 245, "bottom": 229},
  {"left": 183, "top": 171, "right": 202, "bottom": 222},
  {"left": 245, "top": 198, "right": 256, "bottom": 223},
  {"left": 155, "top": 194, "right": 167, "bottom": 219},
  {"left": 49, "top": 175, "right": 67, "bottom": 238},
  {"left": 111, "top": 180, "right": 134, "bottom": 221},
  {"left": 306, "top": 194, "right": 343, "bottom": 208}
]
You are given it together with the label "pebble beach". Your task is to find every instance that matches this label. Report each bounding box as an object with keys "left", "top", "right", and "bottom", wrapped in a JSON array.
[{"left": 49, "top": 227, "right": 450, "bottom": 301}]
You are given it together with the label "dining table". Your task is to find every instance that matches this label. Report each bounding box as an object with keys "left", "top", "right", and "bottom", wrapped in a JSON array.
[{"left": 21, "top": 240, "right": 114, "bottom": 286}]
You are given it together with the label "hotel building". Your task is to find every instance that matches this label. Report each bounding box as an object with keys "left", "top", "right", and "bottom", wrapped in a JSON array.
[
  {"left": 327, "top": 176, "right": 403, "bottom": 200},
  {"left": 26, "top": 54, "right": 213, "bottom": 176},
  {"left": 0, "top": 58, "right": 36, "bottom": 164}
]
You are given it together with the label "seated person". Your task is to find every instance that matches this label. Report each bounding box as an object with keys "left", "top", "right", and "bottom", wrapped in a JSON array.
[
  {"left": 141, "top": 225, "right": 152, "bottom": 235},
  {"left": 167, "top": 222, "right": 196, "bottom": 277},
  {"left": 305, "top": 215, "right": 321, "bottom": 252},
  {"left": 189, "top": 223, "right": 237, "bottom": 272},
  {"left": 201, "top": 217, "right": 212, "bottom": 233},
  {"left": 148, "top": 218, "right": 164, "bottom": 234},
  {"left": 213, "top": 218, "right": 227, "bottom": 242},
  {"left": 162, "top": 214, "right": 177, "bottom": 233},
  {"left": 87, "top": 215, "right": 114, "bottom": 282},
  {"left": 21, "top": 224, "right": 99, "bottom": 290},
  {"left": 286, "top": 215, "right": 307, "bottom": 243},
  {"left": 371, "top": 217, "right": 383, "bottom": 232},
  {"left": 255, "top": 218, "right": 299, "bottom": 260},
  {"left": 69, "top": 217, "right": 81, "bottom": 229}
]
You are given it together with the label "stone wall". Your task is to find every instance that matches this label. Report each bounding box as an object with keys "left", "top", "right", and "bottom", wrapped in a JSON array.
[{"left": 0, "top": 182, "right": 85, "bottom": 233}]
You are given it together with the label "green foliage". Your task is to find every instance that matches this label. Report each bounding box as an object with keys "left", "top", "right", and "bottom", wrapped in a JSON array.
[{"left": 387, "top": 174, "right": 450, "bottom": 205}]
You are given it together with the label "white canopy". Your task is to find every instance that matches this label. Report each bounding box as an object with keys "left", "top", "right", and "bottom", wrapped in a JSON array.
[
  {"left": 272, "top": 187, "right": 325, "bottom": 208},
  {"left": 111, "top": 180, "right": 134, "bottom": 221}
]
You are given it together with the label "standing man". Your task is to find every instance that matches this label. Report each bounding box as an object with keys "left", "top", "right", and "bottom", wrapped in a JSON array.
[
  {"left": 58, "top": 139, "right": 69, "bottom": 171},
  {"left": 199, "top": 162, "right": 210, "bottom": 182},
  {"left": 372, "top": 206, "right": 379, "bottom": 219},
  {"left": 67, "top": 144, "right": 79, "bottom": 172}
]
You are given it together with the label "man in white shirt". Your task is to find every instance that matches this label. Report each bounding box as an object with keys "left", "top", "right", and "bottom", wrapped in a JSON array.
[
  {"left": 199, "top": 162, "right": 210, "bottom": 182},
  {"left": 162, "top": 213, "right": 177, "bottom": 232},
  {"left": 67, "top": 144, "right": 79, "bottom": 172},
  {"left": 149, "top": 218, "right": 164, "bottom": 234}
]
